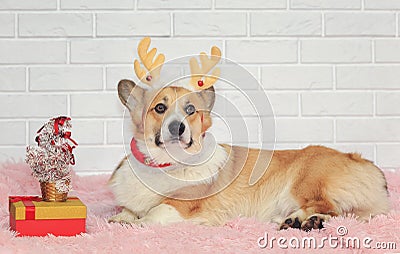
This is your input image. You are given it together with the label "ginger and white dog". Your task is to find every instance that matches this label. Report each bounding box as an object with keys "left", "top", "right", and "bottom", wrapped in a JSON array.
[{"left": 108, "top": 38, "right": 389, "bottom": 230}]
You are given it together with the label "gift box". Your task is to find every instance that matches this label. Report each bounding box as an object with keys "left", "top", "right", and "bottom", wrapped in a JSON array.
[{"left": 9, "top": 196, "right": 86, "bottom": 237}]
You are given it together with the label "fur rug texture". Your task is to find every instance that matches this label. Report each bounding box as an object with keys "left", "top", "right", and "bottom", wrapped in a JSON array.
[{"left": 0, "top": 161, "right": 399, "bottom": 253}]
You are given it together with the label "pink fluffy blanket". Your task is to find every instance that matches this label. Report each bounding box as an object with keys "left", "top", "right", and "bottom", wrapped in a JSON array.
[{"left": 0, "top": 162, "right": 399, "bottom": 253}]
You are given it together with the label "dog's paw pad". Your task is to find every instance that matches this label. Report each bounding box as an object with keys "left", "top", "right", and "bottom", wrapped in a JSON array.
[
  {"left": 301, "top": 215, "right": 325, "bottom": 231},
  {"left": 280, "top": 217, "right": 302, "bottom": 230}
]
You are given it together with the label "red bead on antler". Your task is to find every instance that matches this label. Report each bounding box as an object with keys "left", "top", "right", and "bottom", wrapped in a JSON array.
[{"left": 198, "top": 80, "right": 204, "bottom": 87}]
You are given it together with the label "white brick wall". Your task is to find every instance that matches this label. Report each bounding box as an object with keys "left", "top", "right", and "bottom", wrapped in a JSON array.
[
  {"left": 324, "top": 13, "right": 396, "bottom": 36},
  {"left": 0, "top": 41, "right": 67, "bottom": 63},
  {"left": 19, "top": 13, "right": 93, "bottom": 37},
  {"left": 0, "top": 14, "right": 14, "bottom": 37},
  {"left": 30, "top": 66, "right": 103, "bottom": 91},
  {"left": 97, "top": 13, "right": 171, "bottom": 37},
  {"left": 301, "top": 39, "right": 372, "bottom": 63},
  {"left": 0, "top": 0, "right": 399, "bottom": 174},
  {"left": 291, "top": 0, "right": 361, "bottom": 9},
  {"left": 250, "top": 12, "right": 322, "bottom": 36}
]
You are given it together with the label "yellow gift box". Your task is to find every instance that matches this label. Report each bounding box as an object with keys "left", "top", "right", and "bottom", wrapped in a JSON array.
[{"left": 9, "top": 196, "right": 87, "bottom": 236}]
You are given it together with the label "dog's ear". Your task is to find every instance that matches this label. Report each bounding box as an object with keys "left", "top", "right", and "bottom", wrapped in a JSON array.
[
  {"left": 199, "top": 86, "right": 215, "bottom": 111},
  {"left": 118, "top": 79, "right": 145, "bottom": 110}
]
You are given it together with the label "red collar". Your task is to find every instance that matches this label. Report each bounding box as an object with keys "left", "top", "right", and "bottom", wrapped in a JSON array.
[{"left": 130, "top": 138, "right": 172, "bottom": 168}]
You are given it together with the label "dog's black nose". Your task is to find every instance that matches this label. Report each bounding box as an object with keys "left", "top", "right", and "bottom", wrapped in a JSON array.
[{"left": 168, "top": 120, "right": 185, "bottom": 136}]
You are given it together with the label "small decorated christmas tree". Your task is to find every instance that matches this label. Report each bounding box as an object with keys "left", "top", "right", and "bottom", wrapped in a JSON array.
[{"left": 25, "top": 116, "right": 78, "bottom": 201}]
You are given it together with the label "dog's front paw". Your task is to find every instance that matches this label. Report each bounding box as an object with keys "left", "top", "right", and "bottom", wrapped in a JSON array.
[
  {"left": 108, "top": 209, "right": 139, "bottom": 224},
  {"left": 301, "top": 214, "right": 331, "bottom": 231},
  {"left": 279, "top": 217, "right": 302, "bottom": 230}
]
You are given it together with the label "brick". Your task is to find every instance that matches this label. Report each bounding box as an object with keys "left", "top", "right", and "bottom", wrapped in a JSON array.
[
  {"left": 19, "top": 13, "right": 92, "bottom": 37},
  {"left": 223, "top": 90, "right": 274, "bottom": 117},
  {"left": 210, "top": 117, "right": 260, "bottom": 143},
  {"left": 377, "top": 92, "right": 400, "bottom": 116},
  {"left": 226, "top": 40, "right": 297, "bottom": 63},
  {"left": 0, "top": 14, "right": 14, "bottom": 37},
  {"left": 71, "top": 40, "right": 137, "bottom": 63},
  {"left": 216, "top": 0, "right": 286, "bottom": 9},
  {"left": 262, "top": 66, "right": 332, "bottom": 89},
  {"left": 377, "top": 144, "right": 400, "bottom": 168},
  {"left": 365, "top": 0, "right": 400, "bottom": 10},
  {"left": 301, "top": 39, "right": 371, "bottom": 63},
  {"left": 375, "top": 40, "right": 400, "bottom": 63},
  {"left": 0, "top": 67, "right": 26, "bottom": 91},
  {"left": 0, "top": 41, "right": 66, "bottom": 64},
  {"left": 73, "top": 146, "right": 125, "bottom": 171},
  {"left": 29, "top": 120, "right": 104, "bottom": 145},
  {"left": 73, "top": 120, "right": 105, "bottom": 145},
  {"left": 138, "top": 0, "right": 212, "bottom": 9},
  {"left": 60, "top": 0, "right": 133, "bottom": 9},
  {"left": 291, "top": 0, "right": 361, "bottom": 9},
  {"left": 154, "top": 39, "right": 222, "bottom": 63},
  {"left": 301, "top": 92, "right": 373, "bottom": 116},
  {"left": 0, "top": 0, "right": 56, "bottom": 10},
  {"left": 153, "top": 39, "right": 223, "bottom": 62},
  {"left": 106, "top": 120, "right": 124, "bottom": 144},
  {"left": 251, "top": 12, "right": 321, "bottom": 36},
  {"left": 96, "top": 13, "right": 170, "bottom": 37},
  {"left": 106, "top": 66, "right": 136, "bottom": 90},
  {"left": 0, "top": 121, "right": 25, "bottom": 145},
  {"left": 325, "top": 13, "right": 395, "bottom": 37},
  {"left": 336, "top": 119, "right": 400, "bottom": 142},
  {"left": 336, "top": 66, "right": 400, "bottom": 89},
  {"left": 275, "top": 118, "right": 333, "bottom": 142},
  {"left": 70, "top": 94, "right": 124, "bottom": 117},
  {"left": 214, "top": 65, "right": 260, "bottom": 90},
  {"left": 267, "top": 92, "right": 299, "bottom": 116},
  {"left": 30, "top": 66, "right": 103, "bottom": 91},
  {"left": 174, "top": 12, "right": 246, "bottom": 36},
  {"left": 0, "top": 94, "right": 67, "bottom": 118}
]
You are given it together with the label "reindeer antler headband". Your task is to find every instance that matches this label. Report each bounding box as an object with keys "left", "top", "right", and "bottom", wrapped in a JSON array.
[
  {"left": 134, "top": 37, "right": 165, "bottom": 86},
  {"left": 133, "top": 37, "right": 221, "bottom": 91}
]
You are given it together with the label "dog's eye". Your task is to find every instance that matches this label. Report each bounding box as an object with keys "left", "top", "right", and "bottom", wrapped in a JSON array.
[
  {"left": 154, "top": 103, "right": 167, "bottom": 114},
  {"left": 185, "top": 104, "right": 196, "bottom": 115}
]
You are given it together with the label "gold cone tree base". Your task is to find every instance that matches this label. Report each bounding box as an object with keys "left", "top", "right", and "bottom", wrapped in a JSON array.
[{"left": 40, "top": 182, "right": 68, "bottom": 202}]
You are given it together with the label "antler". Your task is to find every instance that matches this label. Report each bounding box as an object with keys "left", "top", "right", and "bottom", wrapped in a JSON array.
[
  {"left": 189, "top": 46, "right": 221, "bottom": 90},
  {"left": 134, "top": 37, "right": 165, "bottom": 86}
]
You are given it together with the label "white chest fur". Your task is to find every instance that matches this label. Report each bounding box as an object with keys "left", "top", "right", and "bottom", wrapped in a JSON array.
[
  {"left": 109, "top": 144, "right": 228, "bottom": 217},
  {"left": 108, "top": 155, "right": 163, "bottom": 218}
]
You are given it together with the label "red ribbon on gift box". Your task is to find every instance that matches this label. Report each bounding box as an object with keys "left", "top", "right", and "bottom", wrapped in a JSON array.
[{"left": 9, "top": 196, "right": 42, "bottom": 220}]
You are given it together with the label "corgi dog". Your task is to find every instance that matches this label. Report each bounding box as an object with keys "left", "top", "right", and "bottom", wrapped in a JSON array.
[{"left": 108, "top": 38, "right": 389, "bottom": 230}]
